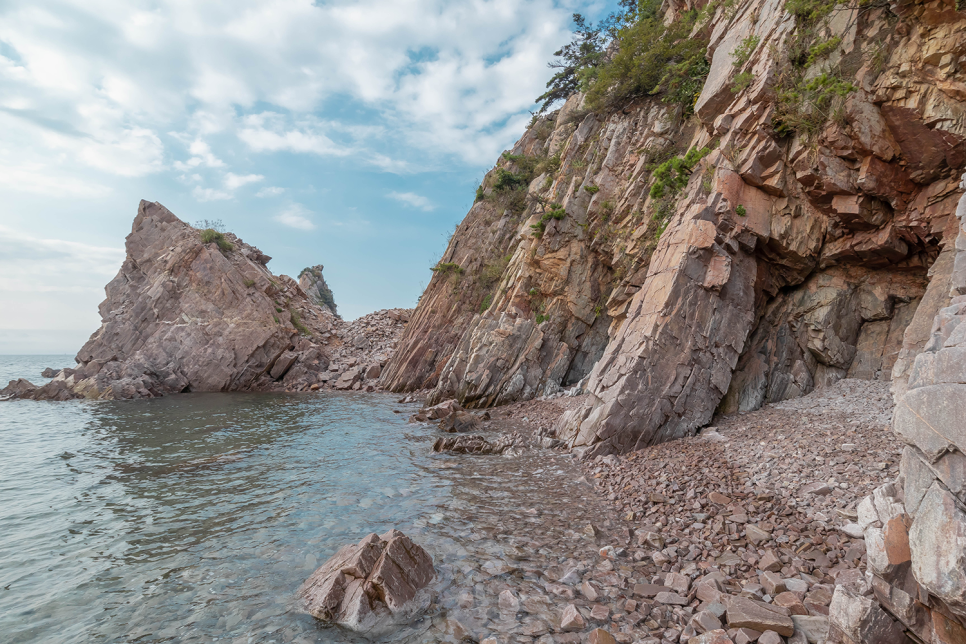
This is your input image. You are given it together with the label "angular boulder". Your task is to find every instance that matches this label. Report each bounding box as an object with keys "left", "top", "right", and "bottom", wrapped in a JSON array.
[{"left": 298, "top": 529, "right": 435, "bottom": 635}]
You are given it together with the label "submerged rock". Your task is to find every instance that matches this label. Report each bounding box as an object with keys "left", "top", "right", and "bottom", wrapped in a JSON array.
[{"left": 298, "top": 529, "right": 434, "bottom": 635}]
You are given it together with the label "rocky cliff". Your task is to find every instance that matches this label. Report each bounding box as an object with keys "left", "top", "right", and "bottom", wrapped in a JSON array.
[
  {"left": 2, "top": 201, "right": 405, "bottom": 400},
  {"left": 299, "top": 264, "right": 339, "bottom": 317},
  {"left": 829, "top": 176, "right": 966, "bottom": 644},
  {"left": 385, "top": 0, "right": 965, "bottom": 457}
]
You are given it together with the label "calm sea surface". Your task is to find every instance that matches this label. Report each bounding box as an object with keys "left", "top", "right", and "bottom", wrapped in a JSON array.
[{"left": 0, "top": 356, "right": 611, "bottom": 644}]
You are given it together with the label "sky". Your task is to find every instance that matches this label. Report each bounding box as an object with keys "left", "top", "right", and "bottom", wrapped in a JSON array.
[{"left": 0, "top": 0, "right": 617, "bottom": 355}]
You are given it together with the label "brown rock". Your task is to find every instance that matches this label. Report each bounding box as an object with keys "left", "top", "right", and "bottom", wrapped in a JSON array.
[
  {"left": 726, "top": 596, "right": 796, "bottom": 637},
  {"left": 588, "top": 627, "right": 617, "bottom": 644},
  {"left": 759, "top": 551, "right": 782, "bottom": 572},
  {"left": 560, "top": 603, "right": 585, "bottom": 632},
  {"left": 298, "top": 529, "right": 434, "bottom": 634}
]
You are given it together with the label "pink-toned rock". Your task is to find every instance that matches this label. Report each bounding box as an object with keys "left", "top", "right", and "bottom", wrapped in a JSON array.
[
  {"left": 560, "top": 603, "right": 585, "bottom": 631},
  {"left": 298, "top": 529, "right": 434, "bottom": 634}
]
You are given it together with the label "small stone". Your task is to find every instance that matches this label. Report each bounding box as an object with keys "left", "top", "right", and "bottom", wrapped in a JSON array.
[
  {"left": 690, "top": 610, "right": 723, "bottom": 634},
  {"left": 773, "top": 592, "right": 808, "bottom": 616},
  {"left": 499, "top": 589, "right": 519, "bottom": 612},
  {"left": 560, "top": 604, "right": 585, "bottom": 632},
  {"left": 759, "top": 551, "right": 782, "bottom": 572},
  {"left": 588, "top": 628, "right": 617, "bottom": 644},
  {"left": 590, "top": 604, "right": 610, "bottom": 621},
  {"left": 733, "top": 627, "right": 762, "bottom": 644},
  {"left": 759, "top": 572, "right": 785, "bottom": 596},
  {"left": 758, "top": 630, "right": 783, "bottom": 644},
  {"left": 688, "top": 629, "right": 734, "bottom": 644},
  {"left": 726, "top": 596, "right": 795, "bottom": 637},
  {"left": 655, "top": 591, "right": 689, "bottom": 605},
  {"left": 634, "top": 583, "right": 665, "bottom": 598},
  {"left": 800, "top": 482, "right": 832, "bottom": 496},
  {"left": 790, "top": 615, "right": 829, "bottom": 644},
  {"left": 745, "top": 525, "right": 771, "bottom": 545},
  {"left": 839, "top": 523, "right": 864, "bottom": 539},
  {"left": 784, "top": 578, "right": 809, "bottom": 593},
  {"left": 709, "top": 492, "right": 733, "bottom": 505},
  {"left": 582, "top": 581, "right": 600, "bottom": 601},
  {"left": 665, "top": 572, "right": 691, "bottom": 594}
]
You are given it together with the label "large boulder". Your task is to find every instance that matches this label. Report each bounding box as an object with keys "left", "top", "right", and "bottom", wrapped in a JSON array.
[
  {"left": 298, "top": 529, "right": 435, "bottom": 635},
  {"left": 1, "top": 200, "right": 337, "bottom": 400}
]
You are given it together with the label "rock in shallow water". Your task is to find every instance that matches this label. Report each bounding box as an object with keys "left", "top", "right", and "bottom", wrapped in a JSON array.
[{"left": 298, "top": 529, "right": 434, "bottom": 635}]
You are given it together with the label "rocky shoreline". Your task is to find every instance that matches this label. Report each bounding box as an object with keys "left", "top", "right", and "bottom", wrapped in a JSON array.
[{"left": 373, "top": 378, "right": 899, "bottom": 644}]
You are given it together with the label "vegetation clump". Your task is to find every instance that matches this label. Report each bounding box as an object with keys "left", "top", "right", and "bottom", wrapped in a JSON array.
[
  {"left": 649, "top": 147, "right": 711, "bottom": 199},
  {"left": 584, "top": 184, "right": 600, "bottom": 194},
  {"left": 431, "top": 262, "right": 464, "bottom": 275},
  {"left": 530, "top": 203, "right": 567, "bottom": 237},
  {"left": 735, "top": 204, "right": 747, "bottom": 216},
  {"left": 772, "top": 0, "right": 855, "bottom": 138},
  {"left": 535, "top": 0, "right": 711, "bottom": 117},
  {"left": 289, "top": 309, "right": 310, "bottom": 336},
  {"left": 200, "top": 228, "right": 233, "bottom": 252}
]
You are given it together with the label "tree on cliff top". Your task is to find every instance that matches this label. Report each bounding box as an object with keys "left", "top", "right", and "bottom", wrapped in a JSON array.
[
  {"left": 535, "top": 0, "right": 710, "bottom": 116},
  {"left": 534, "top": 13, "right": 609, "bottom": 114}
]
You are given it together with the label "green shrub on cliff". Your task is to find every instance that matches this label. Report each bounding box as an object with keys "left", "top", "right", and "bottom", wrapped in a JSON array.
[
  {"left": 649, "top": 146, "right": 711, "bottom": 199},
  {"left": 200, "top": 228, "right": 233, "bottom": 252},
  {"left": 536, "top": 0, "right": 710, "bottom": 117},
  {"left": 772, "top": 0, "right": 855, "bottom": 137},
  {"left": 530, "top": 203, "right": 567, "bottom": 238},
  {"left": 431, "top": 262, "right": 463, "bottom": 275},
  {"left": 289, "top": 309, "right": 310, "bottom": 336},
  {"left": 585, "top": 2, "right": 709, "bottom": 114}
]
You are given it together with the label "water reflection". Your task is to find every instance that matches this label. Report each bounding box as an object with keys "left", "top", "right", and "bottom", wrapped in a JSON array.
[{"left": 1, "top": 379, "right": 616, "bottom": 644}]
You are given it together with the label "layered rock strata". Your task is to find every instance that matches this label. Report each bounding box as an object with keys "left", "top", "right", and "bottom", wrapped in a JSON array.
[
  {"left": 1, "top": 201, "right": 403, "bottom": 400},
  {"left": 830, "top": 176, "right": 966, "bottom": 644},
  {"left": 385, "top": 0, "right": 966, "bottom": 461}
]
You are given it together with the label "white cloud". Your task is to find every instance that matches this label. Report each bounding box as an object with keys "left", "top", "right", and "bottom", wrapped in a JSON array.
[
  {"left": 256, "top": 186, "right": 284, "bottom": 197},
  {"left": 192, "top": 186, "right": 232, "bottom": 202},
  {"left": 0, "top": 0, "right": 578, "bottom": 177},
  {"left": 223, "top": 172, "right": 264, "bottom": 190},
  {"left": 0, "top": 163, "right": 111, "bottom": 198},
  {"left": 238, "top": 112, "right": 352, "bottom": 156},
  {"left": 0, "top": 224, "right": 123, "bottom": 296},
  {"left": 274, "top": 203, "right": 315, "bottom": 230},
  {"left": 388, "top": 190, "right": 434, "bottom": 211},
  {"left": 173, "top": 139, "right": 226, "bottom": 171}
]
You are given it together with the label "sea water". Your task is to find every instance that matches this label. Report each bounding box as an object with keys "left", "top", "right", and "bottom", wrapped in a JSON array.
[{"left": 0, "top": 356, "right": 612, "bottom": 643}]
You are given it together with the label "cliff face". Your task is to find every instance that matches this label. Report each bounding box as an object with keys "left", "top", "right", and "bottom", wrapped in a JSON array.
[
  {"left": 5, "top": 201, "right": 341, "bottom": 400},
  {"left": 299, "top": 265, "right": 339, "bottom": 317},
  {"left": 384, "top": 0, "right": 965, "bottom": 454}
]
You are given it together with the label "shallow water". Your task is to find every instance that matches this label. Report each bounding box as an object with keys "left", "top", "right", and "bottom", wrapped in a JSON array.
[{"left": 0, "top": 356, "right": 616, "bottom": 644}]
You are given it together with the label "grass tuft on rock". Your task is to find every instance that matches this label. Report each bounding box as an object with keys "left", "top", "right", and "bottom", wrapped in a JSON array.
[{"left": 200, "top": 229, "right": 233, "bottom": 252}]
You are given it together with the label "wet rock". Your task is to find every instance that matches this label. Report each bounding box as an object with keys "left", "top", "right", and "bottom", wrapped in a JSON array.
[
  {"left": 298, "top": 529, "right": 434, "bottom": 635},
  {"left": 438, "top": 411, "right": 481, "bottom": 433},
  {"left": 432, "top": 434, "right": 522, "bottom": 455}
]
